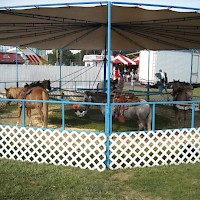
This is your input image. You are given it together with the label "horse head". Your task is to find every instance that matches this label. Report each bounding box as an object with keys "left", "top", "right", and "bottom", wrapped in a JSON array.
[
  {"left": 73, "top": 91, "right": 107, "bottom": 118},
  {"left": 43, "top": 79, "right": 51, "bottom": 90},
  {"left": 5, "top": 87, "right": 24, "bottom": 105},
  {"left": 172, "top": 80, "right": 192, "bottom": 98},
  {"left": 172, "top": 80, "right": 193, "bottom": 101},
  {"left": 73, "top": 91, "right": 93, "bottom": 117},
  {"left": 5, "top": 87, "right": 13, "bottom": 99},
  {"left": 184, "top": 87, "right": 193, "bottom": 101},
  {"left": 24, "top": 80, "right": 51, "bottom": 91}
]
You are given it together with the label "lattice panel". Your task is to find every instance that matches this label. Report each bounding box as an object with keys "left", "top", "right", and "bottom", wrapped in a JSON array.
[
  {"left": 0, "top": 125, "right": 107, "bottom": 171},
  {"left": 110, "top": 128, "right": 200, "bottom": 169}
]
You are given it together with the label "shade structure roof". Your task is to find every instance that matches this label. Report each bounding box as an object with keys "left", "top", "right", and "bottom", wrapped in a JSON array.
[
  {"left": 113, "top": 54, "right": 136, "bottom": 66},
  {"left": 0, "top": 1, "right": 200, "bottom": 50}
]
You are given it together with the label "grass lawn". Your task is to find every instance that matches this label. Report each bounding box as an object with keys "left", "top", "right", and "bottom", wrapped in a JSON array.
[
  {"left": 193, "top": 87, "right": 200, "bottom": 96},
  {"left": 0, "top": 159, "right": 199, "bottom": 200},
  {"left": 0, "top": 87, "right": 200, "bottom": 200}
]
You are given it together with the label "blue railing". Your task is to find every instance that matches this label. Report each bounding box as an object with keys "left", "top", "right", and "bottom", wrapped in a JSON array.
[{"left": 0, "top": 98, "right": 199, "bottom": 132}]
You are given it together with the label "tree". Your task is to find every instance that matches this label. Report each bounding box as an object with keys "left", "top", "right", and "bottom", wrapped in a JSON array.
[
  {"left": 48, "top": 49, "right": 76, "bottom": 65},
  {"left": 48, "top": 50, "right": 57, "bottom": 65}
]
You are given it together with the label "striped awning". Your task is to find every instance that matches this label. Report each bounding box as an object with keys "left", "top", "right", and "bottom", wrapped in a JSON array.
[
  {"left": 113, "top": 54, "right": 136, "bottom": 66},
  {"left": 20, "top": 48, "right": 48, "bottom": 65}
]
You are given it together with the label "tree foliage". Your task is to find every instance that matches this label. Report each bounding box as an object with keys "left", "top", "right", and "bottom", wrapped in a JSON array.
[{"left": 48, "top": 50, "right": 76, "bottom": 65}]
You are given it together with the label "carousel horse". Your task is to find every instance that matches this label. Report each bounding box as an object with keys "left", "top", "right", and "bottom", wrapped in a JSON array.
[
  {"left": 171, "top": 80, "right": 193, "bottom": 127},
  {"left": 73, "top": 91, "right": 152, "bottom": 131},
  {"left": 5, "top": 86, "right": 49, "bottom": 128}
]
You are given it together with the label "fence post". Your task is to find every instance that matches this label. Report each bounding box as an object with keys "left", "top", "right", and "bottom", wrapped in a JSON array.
[
  {"left": 105, "top": 1, "right": 112, "bottom": 169},
  {"left": 22, "top": 101, "right": 26, "bottom": 127},
  {"left": 59, "top": 49, "right": 63, "bottom": 89},
  {"left": 191, "top": 102, "right": 195, "bottom": 128},
  {"left": 152, "top": 103, "right": 156, "bottom": 131},
  {"left": 16, "top": 45, "right": 19, "bottom": 88},
  {"left": 61, "top": 102, "right": 65, "bottom": 130}
]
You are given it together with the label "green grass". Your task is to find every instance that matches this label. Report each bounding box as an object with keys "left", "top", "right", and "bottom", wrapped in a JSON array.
[
  {"left": 0, "top": 159, "right": 199, "bottom": 200},
  {"left": 193, "top": 87, "right": 200, "bottom": 96}
]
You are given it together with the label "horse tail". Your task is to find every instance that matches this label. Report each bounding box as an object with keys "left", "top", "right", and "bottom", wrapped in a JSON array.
[
  {"left": 42, "top": 90, "right": 49, "bottom": 128},
  {"left": 147, "top": 106, "right": 152, "bottom": 131}
]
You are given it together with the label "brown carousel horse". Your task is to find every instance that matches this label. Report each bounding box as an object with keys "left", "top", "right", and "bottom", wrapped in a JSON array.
[
  {"left": 171, "top": 80, "right": 193, "bottom": 127},
  {"left": 5, "top": 85, "right": 49, "bottom": 128}
]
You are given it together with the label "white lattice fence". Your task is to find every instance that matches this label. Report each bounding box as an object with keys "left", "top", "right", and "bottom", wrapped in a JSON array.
[
  {"left": 0, "top": 125, "right": 107, "bottom": 171},
  {"left": 1, "top": 125, "right": 200, "bottom": 171},
  {"left": 110, "top": 128, "right": 200, "bottom": 169}
]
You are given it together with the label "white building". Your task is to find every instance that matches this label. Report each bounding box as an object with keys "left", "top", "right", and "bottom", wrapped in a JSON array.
[{"left": 139, "top": 50, "right": 200, "bottom": 85}]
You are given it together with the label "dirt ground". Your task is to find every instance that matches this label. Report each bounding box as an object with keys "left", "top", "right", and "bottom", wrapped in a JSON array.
[
  {"left": 0, "top": 105, "right": 53, "bottom": 128},
  {"left": 0, "top": 104, "right": 98, "bottom": 131}
]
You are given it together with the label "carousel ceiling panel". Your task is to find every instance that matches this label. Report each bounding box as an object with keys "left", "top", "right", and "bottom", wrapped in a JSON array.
[{"left": 0, "top": 1, "right": 199, "bottom": 50}]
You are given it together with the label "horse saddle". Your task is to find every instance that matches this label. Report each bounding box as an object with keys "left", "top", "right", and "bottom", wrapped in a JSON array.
[
  {"left": 114, "top": 93, "right": 140, "bottom": 123},
  {"left": 114, "top": 93, "right": 140, "bottom": 103},
  {"left": 20, "top": 88, "right": 33, "bottom": 99}
]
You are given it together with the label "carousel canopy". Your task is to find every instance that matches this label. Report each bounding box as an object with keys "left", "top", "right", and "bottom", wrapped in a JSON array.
[
  {"left": 113, "top": 54, "right": 136, "bottom": 66},
  {"left": 0, "top": 1, "right": 199, "bottom": 50}
]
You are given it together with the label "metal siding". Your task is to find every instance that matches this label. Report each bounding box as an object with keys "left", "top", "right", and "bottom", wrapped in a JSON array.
[
  {"left": 191, "top": 54, "right": 200, "bottom": 83},
  {"left": 157, "top": 51, "right": 192, "bottom": 83},
  {"left": 139, "top": 50, "right": 197, "bottom": 84},
  {"left": 0, "top": 64, "right": 104, "bottom": 92}
]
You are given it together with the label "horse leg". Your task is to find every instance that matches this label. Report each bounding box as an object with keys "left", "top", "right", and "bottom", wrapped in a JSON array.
[
  {"left": 179, "top": 110, "right": 186, "bottom": 128},
  {"left": 183, "top": 110, "right": 187, "bottom": 127},
  {"left": 27, "top": 109, "right": 32, "bottom": 126},
  {"left": 137, "top": 121, "right": 145, "bottom": 130},
  {"left": 42, "top": 91, "right": 48, "bottom": 128},
  {"left": 175, "top": 108, "right": 181, "bottom": 128},
  {"left": 16, "top": 103, "right": 22, "bottom": 126},
  {"left": 146, "top": 109, "right": 152, "bottom": 131},
  {"left": 178, "top": 110, "right": 182, "bottom": 127},
  {"left": 137, "top": 108, "right": 151, "bottom": 131},
  {"left": 36, "top": 107, "right": 45, "bottom": 128}
]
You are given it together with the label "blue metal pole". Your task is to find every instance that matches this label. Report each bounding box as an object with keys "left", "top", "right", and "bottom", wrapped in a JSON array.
[
  {"left": 147, "top": 50, "right": 150, "bottom": 101},
  {"left": 22, "top": 101, "right": 26, "bottom": 126},
  {"left": 62, "top": 103, "right": 65, "bottom": 130},
  {"left": 152, "top": 103, "right": 156, "bottom": 131},
  {"left": 191, "top": 103, "right": 195, "bottom": 128},
  {"left": 105, "top": 1, "right": 112, "bottom": 169},
  {"left": 16, "top": 46, "right": 19, "bottom": 87},
  {"left": 103, "top": 33, "right": 107, "bottom": 92},
  {"left": 59, "top": 49, "right": 63, "bottom": 89},
  {"left": 190, "top": 50, "right": 194, "bottom": 84}
]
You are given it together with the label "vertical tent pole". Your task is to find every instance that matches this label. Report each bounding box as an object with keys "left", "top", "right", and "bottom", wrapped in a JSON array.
[
  {"left": 103, "top": 30, "right": 107, "bottom": 92},
  {"left": 105, "top": 1, "right": 112, "bottom": 168},
  {"left": 16, "top": 45, "right": 19, "bottom": 87},
  {"left": 59, "top": 49, "right": 63, "bottom": 89},
  {"left": 190, "top": 50, "right": 194, "bottom": 84},
  {"left": 147, "top": 50, "right": 150, "bottom": 101}
]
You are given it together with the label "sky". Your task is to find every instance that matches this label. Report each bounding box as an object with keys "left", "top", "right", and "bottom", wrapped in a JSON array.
[{"left": 70, "top": 50, "right": 81, "bottom": 54}]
